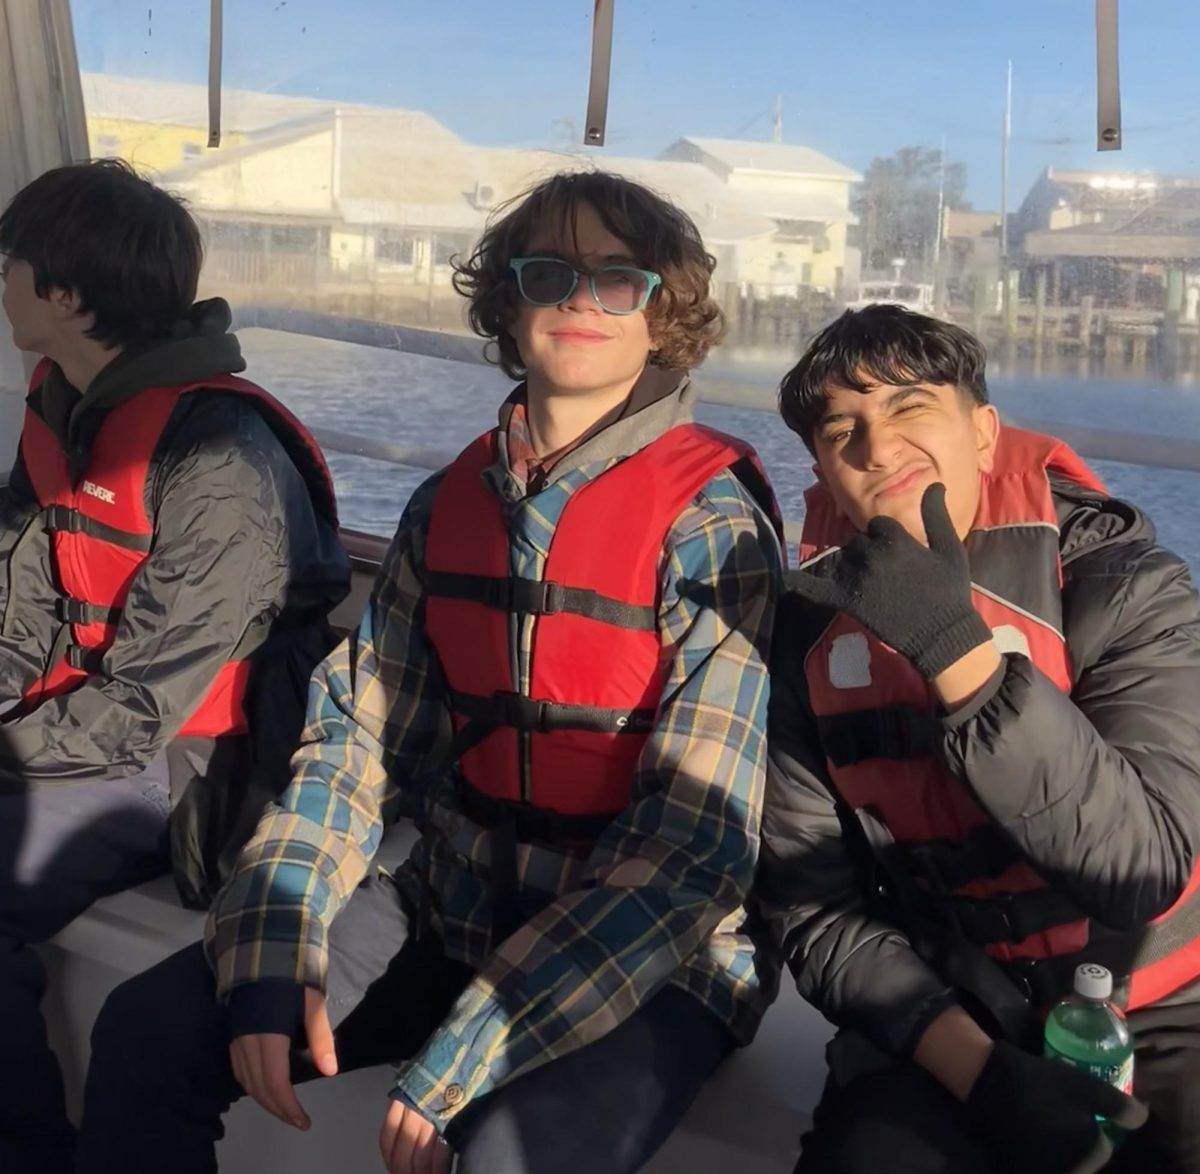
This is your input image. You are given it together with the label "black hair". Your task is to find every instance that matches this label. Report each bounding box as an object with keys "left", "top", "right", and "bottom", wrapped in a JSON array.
[
  {"left": 0, "top": 158, "right": 202, "bottom": 347},
  {"left": 779, "top": 304, "right": 989, "bottom": 451}
]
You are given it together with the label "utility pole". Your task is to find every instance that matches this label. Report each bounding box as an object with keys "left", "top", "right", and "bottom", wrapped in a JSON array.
[
  {"left": 1000, "top": 59, "right": 1012, "bottom": 258},
  {"left": 772, "top": 93, "right": 783, "bottom": 143},
  {"left": 933, "top": 135, "right": 947, "bottom": 306}
]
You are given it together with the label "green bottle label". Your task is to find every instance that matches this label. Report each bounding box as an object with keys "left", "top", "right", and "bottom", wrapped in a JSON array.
[{"left": 1044, "top": 1042, "right": 1134, "bottom": 1096}]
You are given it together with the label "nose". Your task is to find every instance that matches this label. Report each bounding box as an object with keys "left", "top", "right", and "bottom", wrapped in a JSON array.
[
  {"left": 561, "top": 270, "right": 601, "bottom": 314},
  {"left": 856, "top": 419, "right": 903, "bottom": 470}
]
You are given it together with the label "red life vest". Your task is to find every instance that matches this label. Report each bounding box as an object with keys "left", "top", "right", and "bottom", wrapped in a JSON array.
[
  {"left": 800, "top": 425, "right": 1200, "bottom": 1012},
  {"left": 423, "top": 422, "right": 780, "bottom": 827},
  {"left": 17, "top": 359, "right": 337, "bottom": 739}
]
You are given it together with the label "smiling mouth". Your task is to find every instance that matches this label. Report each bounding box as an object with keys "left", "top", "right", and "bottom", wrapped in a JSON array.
[
  {"left": 548, "top": 330, "right": 609, "bottom": 342},
  {"left": 874, "top": 466, "right": 929, "bottom": 497}
]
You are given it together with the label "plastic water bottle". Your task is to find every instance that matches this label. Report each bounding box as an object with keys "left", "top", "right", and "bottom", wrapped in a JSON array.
[{"left": 1044, "top": 963, "right": 1134, "bottom": 1130}]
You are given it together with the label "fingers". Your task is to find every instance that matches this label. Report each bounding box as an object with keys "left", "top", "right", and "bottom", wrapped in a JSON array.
[
  {"left": 784, "top": 568, "right": 849, "bottom": 611},
  {"left": 380, "top": 1100, "right": 451, "bottom": 1174},
  {"left": 229, "top": 1035, "right": 311, "bottom": 1130},
  {"left": 919, "top": 482, "right": 960, "bottom": 554},
  {"left": 304, "top": 988, "right": 339, "bottom": 1077},
  {"left": 862, "top": 514, "right": 911, "bottom": 544},
  {"left": 380, "top": 1100, "right": 403, "bottom": 1173},
  {"left": 1071, "top": 1129, "right": 1115, "bottom": 1174},
  {"left": 1096, "top": 1085, "right": 1150, "bottom": 1133},
  {"left": 1057, "top": 1061, "right": 1149, "bottom": 1134}
]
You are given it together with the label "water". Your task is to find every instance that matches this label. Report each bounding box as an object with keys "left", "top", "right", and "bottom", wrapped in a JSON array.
[
  {"left": 238, "top": 329, "right": 1200, "bottom": 570},
  {"left": 1044, "top": 970, "right": 1135, "bottom": 1135}
]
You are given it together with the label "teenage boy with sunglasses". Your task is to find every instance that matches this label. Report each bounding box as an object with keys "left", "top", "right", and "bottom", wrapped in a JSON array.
[{"left": 77, "top": 170, "right": 785, "bottom": 1174}]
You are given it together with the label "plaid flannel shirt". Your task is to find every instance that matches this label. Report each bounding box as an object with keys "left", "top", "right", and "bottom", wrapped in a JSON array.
[{"left": 206, "top": 382, "right": 783, "bottom": 1131}]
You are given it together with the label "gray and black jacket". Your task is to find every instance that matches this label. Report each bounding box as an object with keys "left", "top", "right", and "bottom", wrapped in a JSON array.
[
  {"left": 0, "top": 299, "right": 350, "bottom": 906},
  {"left": 759, "top": 479, "right": 1200, "bottom": 1059}
]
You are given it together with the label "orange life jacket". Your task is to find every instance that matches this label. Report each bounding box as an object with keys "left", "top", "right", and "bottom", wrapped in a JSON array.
[
  {"left": 18, "top": 358, "right": 337, "bottom": 739},
  {"left": 423, "top": 421, "right": 780, "bottom": 831},
  {"left": 800, "top": 425, "right": 1200, "bottom": 1013}
]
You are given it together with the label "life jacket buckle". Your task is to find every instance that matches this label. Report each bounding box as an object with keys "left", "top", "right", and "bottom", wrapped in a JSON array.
[
  {"left": 55, "top": 597, "right": 87, "bottom": 625},
  {"left": 493, "top": 691, "right": 552, "bottom": 733},
  {"left": 44, "top": 504, "right": 83, "bottom": 534},
  {"left": 538, "top": 581, "right": 566, "bottom": 615}
]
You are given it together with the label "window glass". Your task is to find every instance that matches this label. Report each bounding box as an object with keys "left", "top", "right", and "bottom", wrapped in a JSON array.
[{"left": 64, "top": 0, "right": 1200, "bottom": 565}]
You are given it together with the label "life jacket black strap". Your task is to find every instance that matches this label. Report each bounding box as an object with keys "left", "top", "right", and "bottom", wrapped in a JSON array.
[
  {"left": 424, "top": 570, "right": 656, "bottom": 631},
  {"left": 55, "top": 596, "right": 123, "bottom": 627},
  {"left": 817, "top": 705, "right": 940, "bottom": 768},
  {"left": 448, "top": 688, "right": 657, "bottom": 737},
  {"left": 43, "top": 504, "right": 153, "bottom": 553},
  {"left": 894, "top": 824, "right": 1025, "bottom": 892},
  {"left": 986, "top": 880, "right": 1200, "bottom": 1011},
  {"left": 938, "top": 886, "right": 1085, "bottom": 946},
  {"left": 66, "top": 644, "right": 108, "bottom": 674},
  {"left": 457, "top": 783, "right": 618, "bottom": 844}
]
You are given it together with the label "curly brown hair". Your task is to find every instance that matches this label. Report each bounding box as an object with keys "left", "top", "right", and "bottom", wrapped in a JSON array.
[{"left": 452, "top": 170, "right": 725, "bottom": 379}]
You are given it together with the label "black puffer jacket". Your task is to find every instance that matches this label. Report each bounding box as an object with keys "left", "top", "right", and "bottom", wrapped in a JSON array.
[
  {"left": 0, "top": 300, "right": 350, "bottom": 906},
  {"left": 759, "top": 479, "right": 1200, "bottom": 1058}
]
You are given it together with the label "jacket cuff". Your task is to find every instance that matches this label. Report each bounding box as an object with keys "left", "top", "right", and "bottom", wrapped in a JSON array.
[
  {"left": 225, "top": 980, "right": 307, "bottom": 1041},
  {"left": 939, "top": 654, "right": 1010, "bottom": 730},
  {"left": 898, "top": 989, "right": 963, "bottom": 1057}
]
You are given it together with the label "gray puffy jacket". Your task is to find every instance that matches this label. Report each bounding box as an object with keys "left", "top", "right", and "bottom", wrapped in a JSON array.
[{"left": 0, "top": 300, "right": 350, "bottom": 906}]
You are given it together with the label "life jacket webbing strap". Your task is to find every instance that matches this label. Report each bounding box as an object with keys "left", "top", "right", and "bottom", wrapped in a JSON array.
[
  {"left": 847, "top": 805, "right": 1044, "bottom": 1048},
  {"left": 55, "top": 596, "right": 123, "bottom": 626},
  {"left": 456, "top": 783, "right": 618, "bottom": 843},
  {"left": 1005, "top": 881, "right": 1200, "bottom": 1010},
  {"left": 855, "top": 803, "right": 1082, "bottom": 946},
  {"left": 424, "top": 569, "right": 657, "bottom": 631},
  {"left": 66, "top": 645, "right": 107, "bottom": 675},
  {"left": 892, "top": 823, "right": 1025, "bottom": 892},
  {"left": 818, "top": 705, "right": 940, "bottom": 768},
  {"left": 448, "top": 688, "right": 657, "bottom": 736},
  {"left": 938, "top": 885, "right": 1085, "bottom": 946},
  {"left": 43, "top": 505, "right": 153, "bottom": 553}
]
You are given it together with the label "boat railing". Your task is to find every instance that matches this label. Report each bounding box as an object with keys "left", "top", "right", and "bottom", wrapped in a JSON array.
[{"left": 235, "top": 308, "right": 1200, "bottom": 509}]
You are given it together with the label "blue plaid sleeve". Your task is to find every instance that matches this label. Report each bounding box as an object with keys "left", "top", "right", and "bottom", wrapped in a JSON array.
[{"left": 205, "top": 472, "right": 448, "bottom": 994}]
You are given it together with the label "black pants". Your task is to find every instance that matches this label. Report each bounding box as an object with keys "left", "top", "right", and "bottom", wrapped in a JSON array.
[
  {"left": 796, "top": 1001, "right": 1200, "bottom": 1174},
  {"left": 0, "top": 764, "right": 171, "bottom": 1174},
  {"left": 77, "top": 864, "right": 733, "bottom": 1174}
]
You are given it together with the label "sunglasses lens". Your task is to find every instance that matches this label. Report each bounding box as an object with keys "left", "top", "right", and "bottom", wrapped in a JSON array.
[
  {"left": 593, "top": 268, "right": 652, "bottom": 313},
  {"left": 518, "top": 260, "right": 576, "bottom": 305}
]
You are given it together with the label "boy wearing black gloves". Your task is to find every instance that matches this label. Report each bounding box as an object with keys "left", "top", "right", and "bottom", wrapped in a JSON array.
[{"left": 760, "top": 305, "right": 1200, "bottom": 1173}]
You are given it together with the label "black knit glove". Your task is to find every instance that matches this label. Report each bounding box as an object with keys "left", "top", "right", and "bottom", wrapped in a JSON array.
[
  {"left": 787, "top": 483, "right": 993, "bottom": 680},
  {"left": 964, "top": 1041, "right": 1148, "bottom": 1174}
]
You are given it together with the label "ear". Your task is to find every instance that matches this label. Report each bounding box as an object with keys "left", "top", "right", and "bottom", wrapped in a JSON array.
[
  {"left": 974, "top": 404, "right": 1001, "bottom": 474},
  {"left": 48, "top": 286, "right": 83, "bottom": 321}
]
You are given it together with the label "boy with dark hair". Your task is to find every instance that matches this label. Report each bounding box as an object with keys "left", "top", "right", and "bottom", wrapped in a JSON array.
[
  {"left": 78, "top": 169, "right": 784, "bottom": 1174},
  {"left": 0, "top": 159, "right": 349, "bottom": 1173},
  {"left": 761, "top": 304, "right": 1200, "bottom": 1172}
]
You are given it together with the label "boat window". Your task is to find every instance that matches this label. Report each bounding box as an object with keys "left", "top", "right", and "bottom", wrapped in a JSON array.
[{"left": 53, "top": 1, "right": 1200, "bottom": 566}]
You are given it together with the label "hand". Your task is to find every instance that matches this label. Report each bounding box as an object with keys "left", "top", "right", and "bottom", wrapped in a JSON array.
[
  {"left": 229, "top": 987, "right": 337, "bottom": 1130},
  {"left": 380, "top": 1097, "right": 452, "bottom": 1174},
  {"left": 787, "top": 483, "right": 993, "bottom": 681},
  {"left": 964, "top": 1039, "right": 1148, "bottom": 1174}
]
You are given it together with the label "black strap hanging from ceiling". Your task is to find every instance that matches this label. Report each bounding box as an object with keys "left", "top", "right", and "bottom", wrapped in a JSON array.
[
  {"left": 584, "top": 0, "right": 615, "bottom": 147},
  {"left": 1096, "top": 0, "right": 1122, "bottom": 151}
]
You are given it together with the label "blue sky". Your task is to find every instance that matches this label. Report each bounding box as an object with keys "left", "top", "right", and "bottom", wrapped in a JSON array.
[{"left": 73, "top": 0, "right": 1200, "bottom": 209}]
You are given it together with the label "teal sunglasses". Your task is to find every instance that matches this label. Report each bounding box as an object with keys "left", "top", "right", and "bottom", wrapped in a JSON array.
[{"left": 509, "top": 256, "right": 662, "bottom": 316}]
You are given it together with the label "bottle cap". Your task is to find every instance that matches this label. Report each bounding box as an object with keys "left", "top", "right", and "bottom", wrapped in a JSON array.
[{"left": 1074, "top": 963, "right": 1113, "bottom": 1001}]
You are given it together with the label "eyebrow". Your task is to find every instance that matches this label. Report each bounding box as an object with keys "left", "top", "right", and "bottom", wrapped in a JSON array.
[
  {"left": 819, "top": 384, "right": 937, "bottom": 430},
  {"left": 528, "top": 249, "right": 639, "bottom": 266}
]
